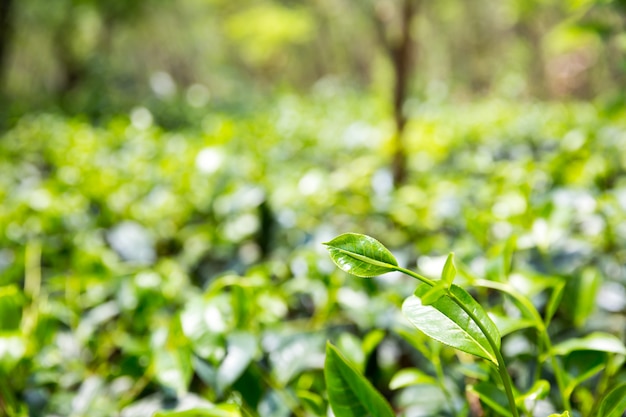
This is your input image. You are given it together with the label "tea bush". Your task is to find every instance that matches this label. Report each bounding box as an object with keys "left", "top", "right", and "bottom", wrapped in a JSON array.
[{"left": 1, "top": 96, "right": 626, "bottom": 416}]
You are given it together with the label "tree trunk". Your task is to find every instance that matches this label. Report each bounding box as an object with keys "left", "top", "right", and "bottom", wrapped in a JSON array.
[
  {"left": 390, "top": 0, "right": 415, "bottom": 186},
  {"left": 370, "top": 0, "right": 417, "bottom": 187},
  {"left": 0, "top": 0, "right": 14, "bottom": 89}
]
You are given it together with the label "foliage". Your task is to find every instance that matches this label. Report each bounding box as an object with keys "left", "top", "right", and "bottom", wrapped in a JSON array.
[{"left": 2, "top": 95, "right": 626, "bottom": 416}]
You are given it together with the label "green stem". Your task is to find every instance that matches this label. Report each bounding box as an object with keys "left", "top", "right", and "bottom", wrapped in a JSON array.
[
  {"left": 395, "top": 266, "right": 520, "bottom": 417},
  {"left": 451, "top": 294, "right": 520, "bottom": 417},
  {"left": 394, "top": 266, "right": 435, "bottom": 287},
  {"left": 0, "top": 376, "right": 17, "bottom": 417},
  {"left": 540, "top": 332, "right": 571, "bottom": 411},
  {"left": 430, "top": 342, "right": 456, "bottom": 416}
]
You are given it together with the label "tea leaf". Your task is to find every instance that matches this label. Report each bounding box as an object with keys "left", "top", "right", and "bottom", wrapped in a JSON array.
[
  {"left": 324, "top": 233, "right": 398, "bottom": 277},
  {"left": 468, "top": 382, "right": 514, "bottom": 417},
  {"left": 420, "top": 283, "right": 448, "bottom": 306},
  {"left": 324, "top": 342, "right": 395, "bottom": 417},
  {"left": 597, "top": 383, "right": 626, "bottom": 417},
  {"left": 403, "top": 284, "right": 500, "bottom": 364},
  {"left": 441, "top": 252, "right": 456, "bottom": 288},
  {"left": 551, "top": 332, "right": 626, "bottom": 356},
  {"left": 389, "top": 368, "right": 437, "bottom": 390}
]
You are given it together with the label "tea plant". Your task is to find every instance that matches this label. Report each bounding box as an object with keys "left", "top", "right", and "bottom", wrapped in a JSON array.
[{"left": 324, "top": 233, "right": 626, "bottom": 417}]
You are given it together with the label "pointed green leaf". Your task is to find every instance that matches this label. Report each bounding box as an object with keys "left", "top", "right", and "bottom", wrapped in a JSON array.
[
  {"left": 441, "top": 253, "right": 456, "bottom": 288},
  {"left": 324, "top": 342, "right": 395, "bottom": 417},
  {"left": 420, "top": 283, "right": 448, "bottom": 306},
  {"left": 548, "top": 412, "right": 570, "bottom": 417},
  {"left": 324, "top": 233, "right": 398, "bottom": 278},
  {"left": 545, "top": 281, "right": 565, "bottom": 327},
  {"left": 598, "top": 383, "right": 626, "bottom": 417},
  {"left": 551, "top": 332, "right": 626, "bottom": 356},
  {"left": 402, "top": 284, "right": 500, "bottom": 364}
]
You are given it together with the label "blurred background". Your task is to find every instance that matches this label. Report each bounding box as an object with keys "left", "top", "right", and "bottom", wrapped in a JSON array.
[
  {"left": 2, "top": 1, "right": 626, "bottom": 416},
  {"left": 2, "top": 0, "right": 626, "bottom": 123}
]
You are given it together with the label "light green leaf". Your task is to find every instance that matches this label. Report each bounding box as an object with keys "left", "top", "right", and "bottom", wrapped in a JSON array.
[
  {"left": 362, "top": 329, "right": 385, "bottom": 360},
  {"left": 153, "top": 405, "right": 241, "bottom": 417},
  {"left": 324, "top": 233, "right": 398, "bottom": 277},
  {"left": 296, "top": 390, "right": 325, "bottom": 416},
  {"left": 441, "top": 253, "right": 456, "bottom": 288},
  {"left": 597, "top": 383, "right": 626, "bottom": 417},
  {"left": 562, "top": 268, "right": 600, "bottom": 328},
  {"left": 473, "top": 279, "right": 544, "bottom": 331},
  {"left": 489, "top": 313, "right": 535, "bottom": 337},
  {"left": 402, "top": 284, "right": 500, "bottom": 364},
  {"left": 324, "top": 342, "right": 395, "bottom": 417},
  {"left": 545, "top": 281, "right": 565, "bottom": 327},
  {"left": 216, "top": 332, "right": 257, "bottom": 395},
  {"left": 515, "top": 379, "right": 550, "bottom": 406},
  {"left": 420, "top": 283, "right": 448, "bottom": 306},
  {"left": 547, "top": 412, "right": 570, "bottom": 417},
  {"left": 0, "top": 332, "right": 26, "bottom": 373},
  {"left": 152, "top": 318, "right": 193, "bottom": 396},
  {"left": 551, "top": 332, "right": 626, "bottom": 356},
  {"left": 389, "top": 368, "right": 437, "bottom": 390}
]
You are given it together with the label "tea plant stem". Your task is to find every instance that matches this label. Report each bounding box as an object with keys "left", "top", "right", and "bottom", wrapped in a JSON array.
[
  {"left": 450, "top": 294, "right": 520, "bottom": 417},
  {"left": 394, "top": 267, "right": 435, "bottom": 287},
  {"left": 395, "top": 266, "right": 520, "bottom": 417},
  {"left": 539, "top": 333, "right": 571, "bottom": 411},
  {"left": 0, "top": 377, "right": 17, "bottom": 417}
]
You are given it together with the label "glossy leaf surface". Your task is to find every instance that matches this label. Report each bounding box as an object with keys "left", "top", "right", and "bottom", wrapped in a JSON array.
[
  {"left": 403, "top": 284, "right": 500, "bottom": 364},
  {"left": 324, "top": 233, "right": 398, "bottom": 277},
  {"left": 597, "top": 383, "right": 626, "bottom": 417},
  {"left": 420, "top": 283, "right": 448, "bottom": 306},
  {"left": 551, "top": 332, "right": 626, "bottom": 356},
  {"left": 324, "top": 342, "right": 395, "bottom": 417}
]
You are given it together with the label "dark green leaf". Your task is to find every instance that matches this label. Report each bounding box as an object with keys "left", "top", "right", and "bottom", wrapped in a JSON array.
[
  {"left": 468, "top": 382, "right": 513, "bottom": 417},
  {"left": 562, "top": 351, "right": 606, "bottom": 398},
  {"left": 324, "top": 233, "right": 398, "bottom": 278},
  {"left": 324, "top": 342, "right": 395, "bottom": 417},
  {"left": 402, "top": 284, "right": 500, "bottom": 364},
  {"left": 216, "top": 332, "right": 257, "bottom": 395},
  {"left": 597, "top": 383, "right": 626, "bottom": 417}
]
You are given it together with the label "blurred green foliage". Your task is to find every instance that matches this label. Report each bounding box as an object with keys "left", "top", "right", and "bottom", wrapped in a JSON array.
[
  {"left": 1, "top": 0, "right": 626, "bottom": 415},
  {"left": 2, "top": 0, "right": 626, "bottom": 128},
  {"left": 1, "top": 93, "right": 626, "bottom": 415}
]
